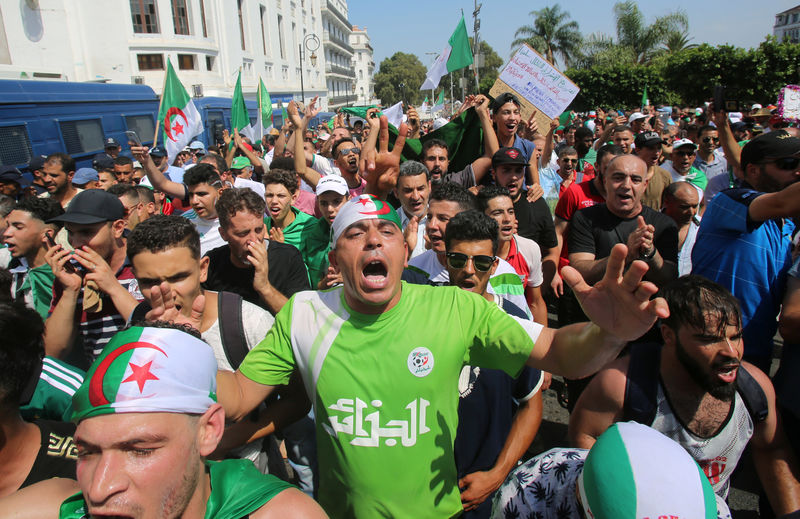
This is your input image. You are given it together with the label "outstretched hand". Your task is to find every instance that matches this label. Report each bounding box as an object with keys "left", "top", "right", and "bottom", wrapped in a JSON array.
[
  {"left": 144, "top": 281, "right": 205, "bottom": 332},
  {"left": 561, "top": 244, "right": 668, "bottom": 340},
  {"left": 361, "top": 115, "right": 408, "bottom": 200}
]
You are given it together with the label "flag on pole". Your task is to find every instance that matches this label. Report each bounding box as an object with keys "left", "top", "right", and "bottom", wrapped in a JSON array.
[
  {"left": 641, "top": 85, "right": 649, "bottom": 108},
  {"left": 231, "top": 70, "right": 250, "bottom": 140},
  {"left": 419, "top": 96, "right": 429, "bottom": 116},
  {"left": 157, "top": 60, "right": 203, "bottom": 166},
  {"left": 246, "top": 77, "right": 273, "bottom": 143},
  {"left": 431, "top": 91, "right": 445, "bottom": 114},
  {"left": 420, "top": 15, "right": 474, "bottom": 91}
]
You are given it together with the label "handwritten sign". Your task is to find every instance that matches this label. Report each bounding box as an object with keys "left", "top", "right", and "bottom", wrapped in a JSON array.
[{"left": 778, "top": 85, "right": 800, "bottom": 124}]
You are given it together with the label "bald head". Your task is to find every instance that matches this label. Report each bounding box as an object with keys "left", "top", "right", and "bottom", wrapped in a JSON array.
[
  {"left": 662, "top": 181, "right": 700, "bottom": 226},
  {"left": 604, "top": 154, "right": 649, "bottom": 218}
]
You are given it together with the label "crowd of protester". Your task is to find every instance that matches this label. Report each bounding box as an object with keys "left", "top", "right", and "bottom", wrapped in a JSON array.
[{"left": 0, "top": 88, "right": 799, "bottom": 519}]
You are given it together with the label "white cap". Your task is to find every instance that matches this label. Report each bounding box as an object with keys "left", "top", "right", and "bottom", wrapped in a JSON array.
[
  {"left": 628, "top": 112, "right": 647, "bottom": 123},
  {"left": 315, "top": 174, "right": 349, "bottom": 196},
  {"left": 752, "top": 103, "right": 762, "bottom": 111},
  {"left": 672, "top": 138, "right": 698, "bottom": 150}
]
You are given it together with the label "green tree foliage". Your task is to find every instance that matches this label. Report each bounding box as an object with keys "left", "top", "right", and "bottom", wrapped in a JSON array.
[
  {"left": 374, "top": 52, "right": 427, "bottom": 106},
  {"left": 511, "top": 4, "right": 582, "bottom": 67},
  {"left": 565, "top": 38, "right": 800, "bottom": 110},
  {"left": 663, "top": 30, "right": 697, "bottom": 53}
]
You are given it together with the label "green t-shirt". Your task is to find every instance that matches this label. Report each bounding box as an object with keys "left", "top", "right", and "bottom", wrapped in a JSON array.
[
  {"left": 265, "top": 206, "right": 317, "bottom": 282},
  {"left": 59, "top": 459, "right": 293, "bottom": 519},
  {"left": 21, "top": 356, "right": 85, "bottom": 422},
  {"left": 239, "top": 282, "right": 541, "bottom": 518},
  {"left": 303, "top": 217, "right": 333, "bottom": 287},
  {"left": 580, "top": 147, "right": 597, "bottom": 167}
]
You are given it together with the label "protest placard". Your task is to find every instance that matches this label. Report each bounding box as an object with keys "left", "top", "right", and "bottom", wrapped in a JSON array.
[{"left": 778, "top": 85, "right": 800, "bottom": 124}]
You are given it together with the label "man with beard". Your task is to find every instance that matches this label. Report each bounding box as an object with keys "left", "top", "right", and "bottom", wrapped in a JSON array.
[
  {"left": 634, "top": 131, "right": 672, "bottom": 210},
  {"left": 568, "top": 276, "right": 800, "bottom": 516},
  {"left": 40, "top": 154, "right": 81, "bottom": 209},
  {"left": 692, "top": 131, "right": 800, "bottom": 372}
]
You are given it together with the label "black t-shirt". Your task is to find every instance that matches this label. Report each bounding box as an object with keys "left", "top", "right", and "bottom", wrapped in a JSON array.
[
  {"left": 513, "top": 191, "right": 558, "bottom": 251},
  {"left": 568, "top": 203, "right": 678, "bottom": 262},
  {"left": 21, "top": 420, "right": 78, "bottom": 489},
  {"left": 203, "top": 241, "right": 311, "bottom": 314}
]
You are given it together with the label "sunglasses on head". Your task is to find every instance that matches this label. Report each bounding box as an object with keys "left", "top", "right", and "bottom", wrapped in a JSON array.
[
  {"left": 338, "top": 147, "right": 360, "bottom": 157},
  {"left": 446, "top": 252, "right": 495, "bottom": 272},
  {"left": 764, "top": 156, "right": 800, "bottom": 171},
  {"left": 702, "top": 137, "right": 720, "bottom": 144}
]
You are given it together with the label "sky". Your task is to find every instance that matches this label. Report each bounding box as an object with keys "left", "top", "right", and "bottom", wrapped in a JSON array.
[{"left": 347, "top": 0, "right": 795, "bottom": 71}]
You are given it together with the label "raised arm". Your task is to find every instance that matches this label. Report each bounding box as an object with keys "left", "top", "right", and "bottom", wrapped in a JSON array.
[
  {"left": 233, "top": 130, "right": 265, "bottom": 175},
  {"left": 289, "top": 99, "right": 322, "bottom": 188},
  {"left": 541, "top": 118, "right": 558, "bottom": 169},
  {"left": 749, "top": 179, "right": 800, "bottom": 222},
  {"left": 712, "top": 108, "right": 742, "bottom": 178},
  {"left": 470, "top": 96, "right": 498, "bottom": 185},
  {"left": 360, "top": 115, "right": 408, "bottom": 200},
  {"left": 130, "top": 145, "right": 187, "bottom": 201}
]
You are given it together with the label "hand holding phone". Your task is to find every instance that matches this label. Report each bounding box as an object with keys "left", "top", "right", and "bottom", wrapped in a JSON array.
[{"left": 125, "top": 130, "right": 142, "bottom": 146}]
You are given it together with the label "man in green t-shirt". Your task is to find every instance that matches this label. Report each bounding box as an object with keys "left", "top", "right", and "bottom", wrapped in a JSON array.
[{"left": 164, "top": 117, "right": 668, "bottom": 518}]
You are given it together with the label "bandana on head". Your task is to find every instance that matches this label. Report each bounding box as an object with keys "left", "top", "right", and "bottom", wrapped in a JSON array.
[
  {"left": 330, "top": 194, "right": 402, "bottom": 247},
  {"left": 71, "top": 326, "right": 218, "bottom": 422}
]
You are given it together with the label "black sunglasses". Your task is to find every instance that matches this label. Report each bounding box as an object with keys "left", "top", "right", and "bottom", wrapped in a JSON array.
[
  {"left": 338, "top": 147, "right": 360, "bottom": 157},
  {"left": 702, "top": 137, "right": 720, "bottom": 144},
  {"left": 446, "top": 252, "right": 495, "bottom": 272},
  {"left": 764, "top": 156, "right": 800, "bottom": 171},
  {"left": 561, "top": 158, "right": 579, "bottom": 164},
  {"left": 675, "top": 150, "right": 695, "bottom": 157}
]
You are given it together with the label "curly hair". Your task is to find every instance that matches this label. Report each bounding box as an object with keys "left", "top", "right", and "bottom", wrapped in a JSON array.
[
  {"left": 216, "top": 187, "right": 267, "bottom": 229},
  {"left": 263, "top": 169, "right": 298, "bottom": 194},
  {"left": 127, "top": 215, "right": 201, "bottom": 260},
  {"left": 0, "top": 302, "right": 44, "bottom": 405}
]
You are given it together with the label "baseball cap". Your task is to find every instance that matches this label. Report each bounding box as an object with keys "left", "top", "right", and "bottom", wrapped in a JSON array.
[
  {"left": 104, "top": 137, "right": 120, "bottom": 149},
  {"left": 92, "top": 153, "right": 114, "bottom": 170},
  {"left": 149, "top": 146, "right": 167, "bottom": 158},
  {"left": 330, "top": 195, "right": 402, "bottom": 247},
  {"left": 492, "top": 147, "right": 527, "bottom": 167},
  {"left": 672, "top": 138, "right": 698, "bottom": 151},
  {"left": 73, "top": 167, "right": 99, "bottom": 185},
  {"left": 730, "top": 121, "right": 752, "bottom": 132},
  {"left": 0, "top": 166, "right": 29, "bottom": 188},
  {"left": 231, "top": 156, "right": 252, "bottom": 170},
  {"left": 751, "top": 103, "right": 763, "bottom": 111},
  {"left": 71, "top": 326, "right": 218, "bottom": 422},
  {"left": 491, "top": 92, "right": 521, "bottom": 112},
  {"left": 578, "top": 422, "right": 718, "bottom": 519},
  {"left": 27, "top": 155, "right": 47, "bottom": 172},
  {"left": 315, "top": 174, "right": 349, "bottom": 196},
  {"left": 189, "top": 140, "right": 206, "bottom": 153},
  {"left": 628, "top": 112, "right": 647, "bottom": 124},
  {"left": 741, "top": 130, "right": 800, "bottom": 169},
  {"left": 634, "top": 131, "right": 665, "bottom": 148},
  {"left": 47, "top": 189, "right": 125, "bottom": 225}
]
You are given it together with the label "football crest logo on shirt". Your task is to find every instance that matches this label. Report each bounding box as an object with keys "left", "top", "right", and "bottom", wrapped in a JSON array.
[{"left": 407, "top": 347, "right": 434, "bottom": 377}]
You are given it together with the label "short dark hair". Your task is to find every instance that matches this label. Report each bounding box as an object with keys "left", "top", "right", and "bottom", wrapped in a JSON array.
[
  {"left": 398, "top": 160, "right": 430, "bottom": 181},
  {"left": 421, "top": 139, "right": 448, "bottom": 157},
  {"left": 114, "top": 156, "right": 133, "bottom": 167},
  {"left": 611, "top": 125, "right": 633, "bottom": 136},
  {"left": 575, "top": 126, "right": 594, "bottom": 140},
  {"left": 596, "top": 144, "right": 625, "bottom": 168},
  {"left": 476, "top": 185, "right": 512, "bottom": 212},
  {"left": 564, "top": 124, "right": 576, "bottom": 133},
  {"left": 200, "top": 153, "right": 229, "bottom": 175},
  {"left": 558, "top": 146, "right": 578, "bottom": 158},
  {"left": 269, "top": 157, "right": 295, "bottom": 171},
  {"left": 99, "top": 170, "right": 117, "bottom": 180},
  {"left": 183, "top": 163, "right": 221, "bottom": 188},
  {"left": 127, "top": 215, "right": 201, "bottom": 261},
  {"left": 697, "top": 125, "right": 717, "bottom": 138},
  {"left": 107, "top": 183, "right": 139, "bottom": 202},
  {"left": 429, "top": 182, "right": 476, "bottom": 212},
  {"left": 661, "top": 275, "right": 741, "bottom": 336},
  {"left": 0, "top": 301, "right": 44, "bottom": 406},
  {"left": 45, "top": 153, "right": 75, "bottom": 174},
  {"left": 332, "top": 137, "right": 358, "bottom": 157},
  {"left": 136, "top": 185, "right": 155, "bottom": 204},
  {"left": 263, "top": 169, "right": 298, "bottom": 194},
  {"left": 216, "top": 188, "right": 266, "bottom": 229},
  {"left": 0, "top": 194, "right": 15, "bottom": 217},
  {"left": 13, "top": 196, "right": 64, "bottom": 225},
  {"left": 444, "top": 210, "right": 499, "bottom": 255}
]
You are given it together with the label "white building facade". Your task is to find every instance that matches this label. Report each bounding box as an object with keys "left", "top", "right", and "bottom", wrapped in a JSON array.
[
  {"left": 350, "top": 25, "right": 375, "bottom": 106},
  {"left": 321, "top": 0, "right": 354, "bottom": 109},
  {"left": 774, "top": 5, "right": 800, "bottom": 43},
  {"left": 0, "top": 0, "right": 331, "bottom": 108}
]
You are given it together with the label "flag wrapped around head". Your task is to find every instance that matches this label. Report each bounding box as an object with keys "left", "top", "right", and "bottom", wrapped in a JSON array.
[
  {"left": 330, "top": 195, "right": 402, "bottom": 247},
  {"left": 71, "top": 326, "right": 218, "bottom": 422}
]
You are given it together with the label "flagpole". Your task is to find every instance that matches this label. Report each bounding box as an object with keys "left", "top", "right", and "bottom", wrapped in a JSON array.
[{"left": 153, "top": 59, "right": 170, "bottom": 146}]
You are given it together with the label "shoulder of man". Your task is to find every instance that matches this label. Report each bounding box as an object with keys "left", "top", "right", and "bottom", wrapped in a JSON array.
[{"left": 640, "top": 205, "right": 678, "bottom": 229}]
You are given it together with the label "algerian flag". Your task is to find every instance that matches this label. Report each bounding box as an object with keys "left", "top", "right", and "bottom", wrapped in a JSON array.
[
  {"left": 71, "top": 326, "right": 218, "bottom": 422},
  {"left": 420, "top": 16, "right": 474, "bottom": 90},
  {"left": 419, "top": 96, "right": 429, "bottom": 116},
  {"left": 641, "top": 85, "right": 649, "bottom": 108},
  {"left": 231, "top": 70, "right": 251, "bottom": 140},
  {"left": 158, "top": 60, "right": 202, "bottom": 166},
  {"left": 381, "top": 101, "right": 404, "bottom": 128},
  {"left": 431, "top": 91, "right": 445, "bottom": 114},
  {"left": 244, "top": 77, "right": 273, "bottom": 143}
]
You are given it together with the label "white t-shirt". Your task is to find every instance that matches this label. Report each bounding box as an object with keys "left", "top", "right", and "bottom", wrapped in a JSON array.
[
  {"left": 234, "top": 176, "right": 266, "bottom": 199},
  {"left": 398, "top": 206, "right": 427, "bottom": 259},
  {"left": 183, "top": 210, "right": 226, "bottom": 256}
]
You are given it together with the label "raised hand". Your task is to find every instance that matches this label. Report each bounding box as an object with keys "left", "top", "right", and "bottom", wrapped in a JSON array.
[
  {"left": 304, "top": 96, "right": 320, "bottom": 120},
  {"left": 625, "top": 216, "right": 654, "bottom": 262},
  {"left": 145, "top": 281, "right": 204, "bottom": 331},
  {"left": 269, "top": 226, "right": 285, "bottom": 243},
  {"left": 361, "top": 115, "right": 408, "bottom": 199},
  {"left": 45, "top": 245, "right": 83, "bottom": 293}
]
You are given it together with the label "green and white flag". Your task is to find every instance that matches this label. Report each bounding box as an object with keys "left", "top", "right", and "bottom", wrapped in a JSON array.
[
  {"left": 420, "top": 15, "right": 474, "bottom": 90},
  {"left": 419, "top": 96, "right": 429, "bottom": 116},
  {"left": 71, "top": 326, "right": 218, "bottom": 422},
  {"left": 431, "top": 91, "right": 446, "bottom": 114},
  {"left": 242, "top": 77, "right": 273, "bottom": 142},
  {"left": 157, "top": 60, "right": 202, "bottom": 166},
  {"left": 231, "top": 70, "right": 250, "bottom": 139},
  {"left": 641, "top": 85, "right": 649, "bottom": 108}
]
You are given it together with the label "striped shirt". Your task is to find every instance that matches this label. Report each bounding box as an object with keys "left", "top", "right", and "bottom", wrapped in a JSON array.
[{"left": 21, "top": 357, "right": 85, "bottom": 422}]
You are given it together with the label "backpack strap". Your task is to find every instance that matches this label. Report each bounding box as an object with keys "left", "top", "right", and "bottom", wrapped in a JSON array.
[
  {"left": 217, "top": 291, "right": 247, "bottom": 370},
  {"left": 736, "top": 365, "right": 769, "bottom": 423},
  {"left": 623, "top": 343, "right": 663, "bottom": 425}
]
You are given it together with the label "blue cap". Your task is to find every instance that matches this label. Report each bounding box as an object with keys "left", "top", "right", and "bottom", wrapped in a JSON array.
[
  {"left": 189, "top": 140, "right": 206, "bottom": 153},
  {"left": 0, "top": 166, "right": 29, "bottom": 187},
  {"left": 104, "top": 137, "right": 120, "bottom": 148},
  {"left": 92, "top": 153, "right": 114, "bottom": 170},
  {"left": 73, "top": 167, "right": 99, "bottom": 185},
  {"left": 150, "top": 146, "right": 167, "bottom": 158}
]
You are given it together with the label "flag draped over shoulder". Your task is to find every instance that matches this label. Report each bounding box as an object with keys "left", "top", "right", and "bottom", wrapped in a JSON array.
[
  {"left": 420, "top": 16, "right": 474, "bottom": 91},
  {"left": 157, "top": 60, "right": 203, "bottom": 166},
  {"left": 231, "top": 70, "right": 250, "bottom": 138}
]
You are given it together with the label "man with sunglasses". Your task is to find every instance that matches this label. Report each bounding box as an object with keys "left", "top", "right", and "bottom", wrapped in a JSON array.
[
  {"left": 692, "top": 130, "right": 800, "bottom": 372},
  {"left": 662, "top": 138, "right": 708, "bottom": 198},
  {"left": 693, "top": 125, "right": 728, "bottom": 188},
  {"left": 332, "top": 138, "right": 367, "bottom": 197},
  {"left": 443, "top": 210, "right": 544, "bottom": 518}
]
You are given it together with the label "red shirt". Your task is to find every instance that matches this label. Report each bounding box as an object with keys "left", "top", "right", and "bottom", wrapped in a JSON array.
[
  {"left": 505, "top": 236, "right": 530, "bottom": 288},
  {"left": 554, "top": 179, "right": 605, "bottom": 270}
]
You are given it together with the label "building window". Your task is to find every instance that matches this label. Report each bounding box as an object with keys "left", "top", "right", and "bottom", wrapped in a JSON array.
[
  {"left": 178, "top": 54, "right": 195, "bottom": 69},
  {"left": 137, "top": 53, "right": 165, "bottom": 70},
  {"left": 277, "top": 15, "right": 285, "bottom": 59},
  {"left": 199, "top": 0, "right": 208, "bottom": 37},
  {"left": 206, "top": 55, "right": 215, "bottom": 71},
  {"left": 238, "top": 0, "right": 246, "bottom": 50},
  {"left": 260, "top": 5, "right": 268, "bottom": 55},
  {"left": 130, "top": 0, "right": 159, "bottom": 33},
  {"left": 171, "top": 0, "right": 190, "bottom": 35}
]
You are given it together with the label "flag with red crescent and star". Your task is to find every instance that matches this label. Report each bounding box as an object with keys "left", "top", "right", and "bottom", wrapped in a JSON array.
[{"left": 157, "top": 59, "right": 203, "bottom": 167}]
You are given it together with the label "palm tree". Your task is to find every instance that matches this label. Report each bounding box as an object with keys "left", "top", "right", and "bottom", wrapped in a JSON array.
[
  {"left": 663, "top": 30, "right": 698, "bottom": 53},
  {"left": 512, "top": 4, "right": 582, "bottom": 68},
  {"left": 613, "top": 1, "right": 689, "bottom": 64}
]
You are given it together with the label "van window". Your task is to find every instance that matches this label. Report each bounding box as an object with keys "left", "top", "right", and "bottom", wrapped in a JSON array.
[
  {"left": 59, "top": 119, "right": 104, "bottom": 155},
  {"left": 125, "top": 115, "right": 156, "bottom": 144},
  {"left": 0, "top": 125, "right": 33, "bottom": 166}
]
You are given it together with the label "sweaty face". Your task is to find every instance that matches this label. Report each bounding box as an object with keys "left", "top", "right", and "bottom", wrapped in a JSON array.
[
  {"left": 2, "top": 210, "right": 45, "bottom": 259},
  {"left": 663, "top": 187, "right": 699, "bottom": 226},
  {"left": 395, "top": 173, "right": 430, "bottom": 219},
  {"left": 42, "top": 162, "right": 71, "bottom": 195},
  {"left": 188, "top": 183, "right": 219, "bottom": 220},
  {"left": 604, "top": 156, "right": 647, "bottom": 218},
  {"left": 329, "top": 219, "right": 406, "bottom": 314},
  {"left": 493, "top": 164, "right": 525, "bottom": 201},
  {"left": 219, "top": 210, "right": 266, "bottom": 266},
  {"left": 613, "top": 131, "right": 634, "bottom": 154},
  {"left": 446, "top": 239, "right": 498, "bottom": 295},
  {"left": 264, "top": 183, "right": 295, "bottom": 222},
  {"left": 492, "top": 102, "right": 521, "bottom": 138},
  {"left": 133, "top": 246, "right": 206, "bottom": 316},
  {"left": 317, "top": 191, "right": 348, "bottom": 224},
  {"left": 114, "top": 164, "right": 134, "bottom": 184},
  {"left": 75, "top": 413, "right": 204, "bottom": 519},
  {"left": 426, "top": 200, "right": 464, "bottom": 254},
  {"left": 484, "top": 196, "right": 516, "bottom": 243},
  {"left": 671, "top": 147, "right": 696, "bottom": 174},
  {"left": 422, "top": 146, "right": 449, "bottom": 182},
  {"left": 671, "top": 321, "right": 743, "bottom": 401},
  {"left": 753, "top": 160, "right": 800, "bottom": 194}
]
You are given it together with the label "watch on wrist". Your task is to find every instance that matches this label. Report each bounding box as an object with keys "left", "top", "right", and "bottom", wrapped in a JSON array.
[{"left": 639, "top": 247, "right": 656, "bottom": 261}]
